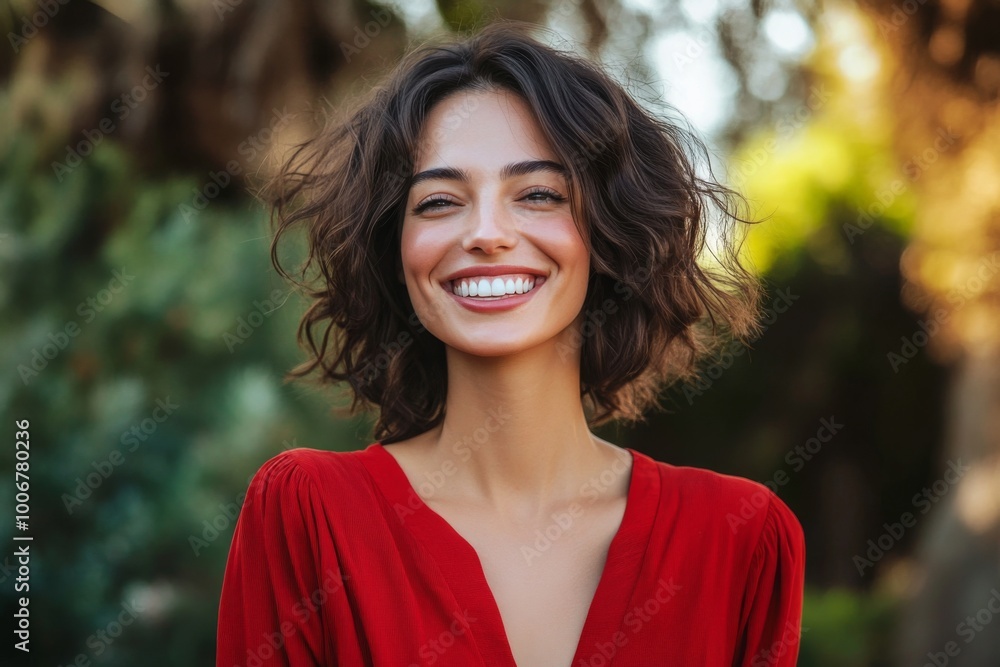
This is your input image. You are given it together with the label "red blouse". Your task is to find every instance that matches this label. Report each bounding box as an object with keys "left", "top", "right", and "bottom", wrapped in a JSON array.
[{"left": 216, "top": 443, "right": 805, "bottom": 666}]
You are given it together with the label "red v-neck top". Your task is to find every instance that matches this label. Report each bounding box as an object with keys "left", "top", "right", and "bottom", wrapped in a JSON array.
[{"left": 216, "top": 443, "right": 805, "bottom": 666}]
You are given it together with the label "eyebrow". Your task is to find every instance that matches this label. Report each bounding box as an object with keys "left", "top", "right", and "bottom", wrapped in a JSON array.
[{"left": 408, "top": 159, "right": 568, "bottom": 188}]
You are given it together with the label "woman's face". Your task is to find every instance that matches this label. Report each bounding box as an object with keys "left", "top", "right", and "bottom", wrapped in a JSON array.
[{"left": 399, "top": 87, "right": 591, "bottom": 358}]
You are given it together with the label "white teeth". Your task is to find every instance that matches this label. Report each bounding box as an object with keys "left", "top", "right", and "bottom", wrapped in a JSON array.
[{"left": 450, "top": 274, "right": 540, "bottom": 298}]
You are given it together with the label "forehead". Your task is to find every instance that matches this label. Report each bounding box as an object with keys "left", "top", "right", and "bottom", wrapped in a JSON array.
[{"left": 412, "top": 88, "right": 560, "bottom": 174}]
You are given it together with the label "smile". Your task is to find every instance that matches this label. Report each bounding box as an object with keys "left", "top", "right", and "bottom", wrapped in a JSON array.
[
  {"left": 443, "top": 274, "right": 547, "bottom": 313},
  {"left": 449, "top": 274, "right": 540, "bottom": 298}
]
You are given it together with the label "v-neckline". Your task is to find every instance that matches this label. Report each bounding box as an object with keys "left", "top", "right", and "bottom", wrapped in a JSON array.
[{"left": 357, "top": 441, "right": 661, "bottom": 667}]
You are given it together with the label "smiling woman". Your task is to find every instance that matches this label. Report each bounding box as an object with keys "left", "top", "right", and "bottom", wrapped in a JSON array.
[
  {"left": 216, "top": 19, "right": 805, "bottom": 667},
  {"left": 400, "top": 88, "right": 590, "bottom": 354}
]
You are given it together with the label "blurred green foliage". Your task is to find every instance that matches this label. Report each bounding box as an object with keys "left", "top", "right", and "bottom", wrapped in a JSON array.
[
  {"left": 0, "top": 128, "right": 370, "bottom": 665},
  {"left": 799, "top": 587, "right": 897, "bottom": 667}
]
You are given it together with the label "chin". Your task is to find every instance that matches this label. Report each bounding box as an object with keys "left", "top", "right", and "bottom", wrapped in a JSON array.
[{"left": 445, "top": 332, "right": 547, "bottom": 358}]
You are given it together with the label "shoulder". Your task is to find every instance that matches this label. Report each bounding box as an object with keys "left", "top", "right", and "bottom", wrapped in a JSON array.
[
  {"left": 644, "top": 455, "right": 804, "bottom": 559},
  {"left": 244, "top": 446, "right": 373, "bottom": 509},
  {"left": 250, "top": 446, "right": 367, "bottom": 479}
]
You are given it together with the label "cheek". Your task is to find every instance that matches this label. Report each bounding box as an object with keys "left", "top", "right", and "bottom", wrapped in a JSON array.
[
  {"left": 399, "top": 224, "right": 442, "bottom": 283},
  {"left": 557, "top": 224, "right": 592, "bottom": 305},
  {"left": 533, "top": 218, "right": 590, "bottom": 276}
]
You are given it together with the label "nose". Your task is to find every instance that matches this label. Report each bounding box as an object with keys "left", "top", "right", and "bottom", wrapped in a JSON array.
[{"left": 462, "top": 194, "right": 518, "bottom": 254}]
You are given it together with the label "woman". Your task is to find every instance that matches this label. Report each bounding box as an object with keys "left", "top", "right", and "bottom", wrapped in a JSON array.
[{"left": 216, "top": 19, "right": 805, "bottom": 667}]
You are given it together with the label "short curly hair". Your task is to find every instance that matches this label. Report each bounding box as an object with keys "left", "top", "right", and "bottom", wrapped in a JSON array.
[{"left": 266, "top": 19, "right": 764, "bottom": 444}]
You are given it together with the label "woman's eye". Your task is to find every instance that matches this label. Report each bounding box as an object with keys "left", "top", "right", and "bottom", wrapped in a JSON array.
[
  {"left": 523, "top": 188, "right": 566, "bottom": 204},
  {"left": 411, "top": 197, "right": 457, "bottom": 214},
  {"left": 411, "top": 189, "right": 566, "bottom": 215}
]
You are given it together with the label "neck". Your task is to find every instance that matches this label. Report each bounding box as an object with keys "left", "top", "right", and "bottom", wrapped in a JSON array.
[{"left": 419, "top": 328, "right": 628, "bottom": 518}]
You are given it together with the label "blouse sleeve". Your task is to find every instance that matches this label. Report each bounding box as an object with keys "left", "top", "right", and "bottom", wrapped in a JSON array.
[
  {"left": 733, "top": 490, "right": 806, "bottom": 667},
  {"left": 216, "top": 451, "right": 330, "bottom": 667}
]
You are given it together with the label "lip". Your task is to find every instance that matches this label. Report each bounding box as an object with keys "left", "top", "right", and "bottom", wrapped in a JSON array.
[
  {"left": 445, "top": 275, "right": 547, "bottom": 313},
  {"left": 440, "top": 264, "right": 549, "bottom": 314},
  {"left": 443, "top": 264, "right": 548, "bottom": 282}
]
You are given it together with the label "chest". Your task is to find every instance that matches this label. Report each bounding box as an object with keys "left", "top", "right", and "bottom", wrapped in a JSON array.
[{"left": 426, "top": 498, "right": 627, "bottom": 667}]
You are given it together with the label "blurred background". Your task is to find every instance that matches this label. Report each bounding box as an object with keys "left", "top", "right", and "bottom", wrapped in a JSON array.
[{"left": 1, "top": 0, "right": 999, "bottom": 665}]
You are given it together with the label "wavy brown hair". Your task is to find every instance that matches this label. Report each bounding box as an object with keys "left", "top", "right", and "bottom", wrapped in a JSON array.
[{"left": 266, "top": 19, "right": 764, "bottom": 445}]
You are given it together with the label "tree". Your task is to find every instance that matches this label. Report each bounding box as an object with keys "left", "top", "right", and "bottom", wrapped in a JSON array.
[{"left": 858, "top": 0, "right": 1000, "bottom": 663}]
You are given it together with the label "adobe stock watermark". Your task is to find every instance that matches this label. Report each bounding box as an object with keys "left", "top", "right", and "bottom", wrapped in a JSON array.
[
  {"left": 576, "top": 576, "right": 682, "bottom": 666},
  {"left": 886, "top": 251, "right": 1000, "bottom": 372},
  {"left": 348, "top": 296, "right": 460, "bottom": 389},
  {"left": 17, "top": 267, "right": 135, "bottom": 385},
  {"left": 222, "top": 288, "right": 291, "bottom": 353},
  {"left": 190, "top": 497, "right": 243, "bottom": 557},
  {"left": 563, "top": 115, "right": 618, "bottom": 173},
  {"left": 548, "top": 0, "right": 587, "bottom": 23},
  {"left": 350, "top": 288, "right": 470, "bottom": 387},
  {"left": 920, "top": 588, "right": 1000, "bottom": 667},
  {"left": 339, "top": 7, "right": 394, "bottom": 63},
  {"left": 843, "top": 126, "right": 959, "bottom": 244},
  {"left": 391, "top": 406, "right": 513, "bottom": 524},
  {"left": 51, "top": 66, "right": 170, "bottom": 182},
  {"left": 727, "top": 416, "right": 843, "bottom": 533},
  {"left": 552, "top": 253, "right": 679, "bottom": 364},
  {"left": 62, "top": 397, "right": 180, "bottom": 514},
  {"left": 236, "top": 567, "right": 349, "bottom": 667},
  {"left": 671, "top": 25, "right": 719, "bottom": 70},
  {"left": 750, "top": 621, "right": 809, "bottom": 667},
  {"left": 853, "top": 458, "right": 969, "bottom": 576},
  {"left": 189, "top": 437, "right": 299, "bottom": 556},
  {"left": 8, "top": 0, "right": 71, "bottom": 53},
  {"left": 405, "top": 609, "right": 478, "bottom": 667},
  {"left": 520, "top": 448, "right": 632, "bottom": 565},
  {"left": 680, "top": 287, "right": 800, "bottom": 405},
  {"left": 425, "top": 90, "right": 481, "bottom": 145},
  {"left": 875, "top": 0, "right": 932, "bottom": 39},
  {"left": 56, "top": 596, "right": 145, "bottom": 667},
  {"left": 555, "top": 297, "right": 622, "bottom": 362},
  {"left": 180, "top": 107, "right": 295, "bottom": 223},
  {"left": 729, "top": 85, "right": 833, "bottom": 189},
  {"left": 349, "top": 329, "right": 416, "bottom": 389},
  {"left": 0, "top": 555, "right": 18, "bottom": 586},
  {"left": 610, "top": 251, "right": 674, "bottom": 303}
]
